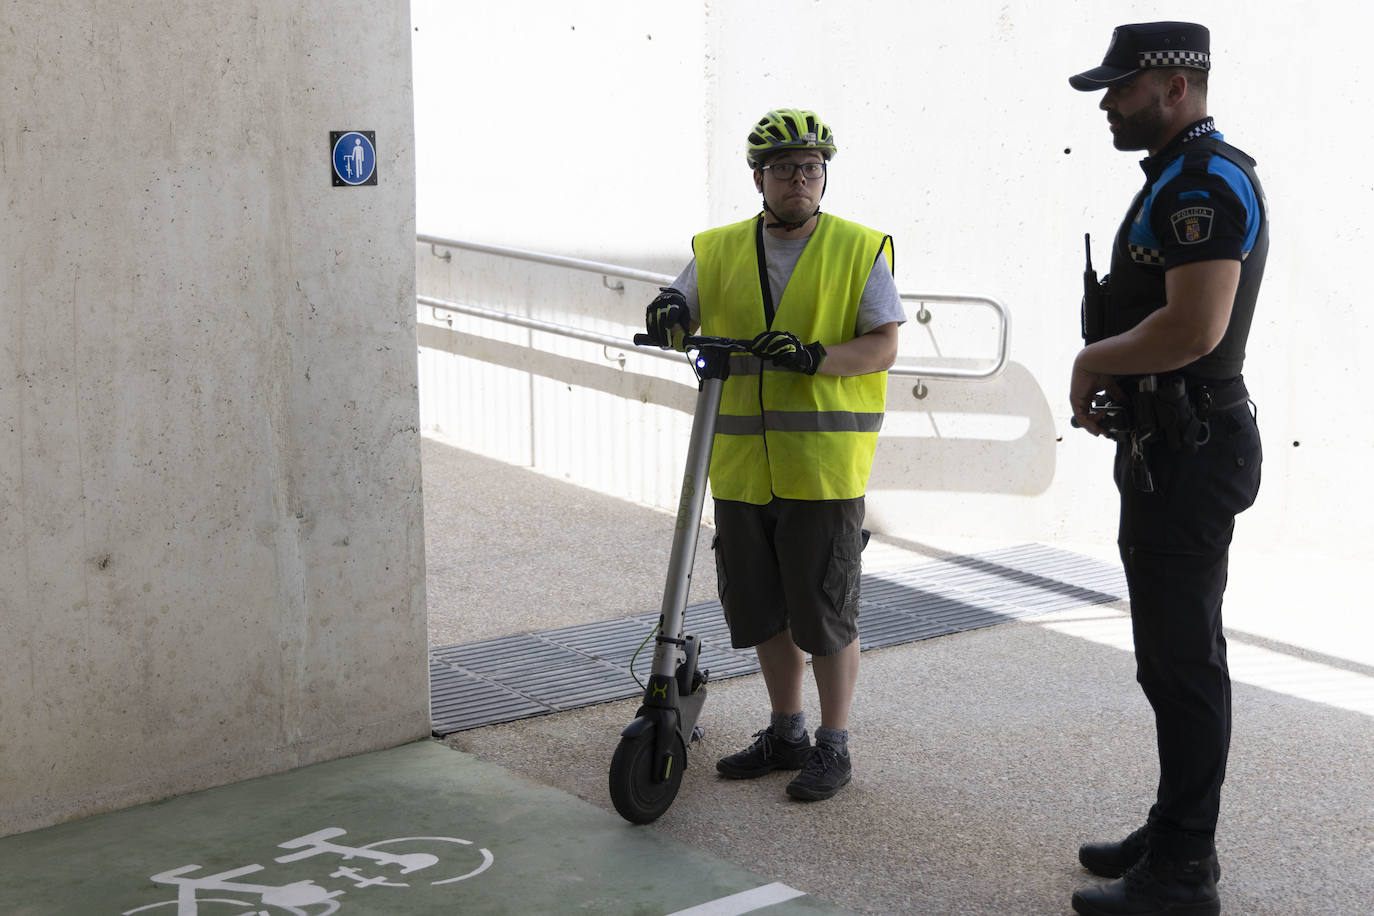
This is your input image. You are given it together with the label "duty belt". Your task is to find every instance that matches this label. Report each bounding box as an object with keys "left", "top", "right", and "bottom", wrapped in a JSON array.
[
  {"left": 1119, "top": 375, "right": 1250, "bottom": 417},
  {"left": 1111, "top": 373, "right": 1251, "bottom": 492},
  {"left": 1186, "top": 376, "right": 1250, "bottom": 419}
]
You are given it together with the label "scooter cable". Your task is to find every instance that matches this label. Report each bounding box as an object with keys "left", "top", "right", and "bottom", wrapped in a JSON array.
[{"left": 628, "top": 621, "right": 660, "bottom": 689}]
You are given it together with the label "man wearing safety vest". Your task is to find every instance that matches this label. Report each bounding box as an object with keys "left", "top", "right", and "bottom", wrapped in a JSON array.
[{"left": 644, "top": 108, "right": 905, "bottom": 801}]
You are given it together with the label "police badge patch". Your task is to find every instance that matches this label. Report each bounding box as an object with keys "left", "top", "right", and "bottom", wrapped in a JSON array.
[{"left": 1170, "top": 206, "right": 1215, "bottom": 244}]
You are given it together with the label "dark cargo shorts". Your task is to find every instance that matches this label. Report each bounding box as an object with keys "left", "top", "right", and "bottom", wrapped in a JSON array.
[{"left": 711, "top": 496, "right": 865, "bottom": 657}]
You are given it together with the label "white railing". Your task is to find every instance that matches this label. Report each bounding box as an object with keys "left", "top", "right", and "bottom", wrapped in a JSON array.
[{"left": 417, "top": 234, "right": 1011, "bottom": 386}]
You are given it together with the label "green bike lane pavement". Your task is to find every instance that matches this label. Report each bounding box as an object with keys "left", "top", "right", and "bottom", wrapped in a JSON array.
[{"left": 0, "top": 739, "right": 850, "bottom": 915}]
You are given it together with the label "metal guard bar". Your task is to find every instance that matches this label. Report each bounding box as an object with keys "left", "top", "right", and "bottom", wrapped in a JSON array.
[{"left": 418, "top": 234, "right": 1010, "bottom": 382}]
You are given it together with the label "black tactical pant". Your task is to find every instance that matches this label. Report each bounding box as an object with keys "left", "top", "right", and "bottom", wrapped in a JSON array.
[{"left": 1114, "top": 399, "right": 1262, "bottom": 859}]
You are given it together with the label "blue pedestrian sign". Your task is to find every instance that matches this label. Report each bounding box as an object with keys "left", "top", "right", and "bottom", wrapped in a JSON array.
[{"left": 331, "top": 131, "right": 377, "bottom": 186}]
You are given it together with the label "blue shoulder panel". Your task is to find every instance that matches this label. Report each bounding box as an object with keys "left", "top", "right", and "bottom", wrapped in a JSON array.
[{"left": 1128, "top": 135, "right": 1261, "bottom": 261}]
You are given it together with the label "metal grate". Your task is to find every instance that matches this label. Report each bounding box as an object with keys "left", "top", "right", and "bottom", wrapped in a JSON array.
[{"left": 429, "top": 543, "right": 1126, "bottom": 735}]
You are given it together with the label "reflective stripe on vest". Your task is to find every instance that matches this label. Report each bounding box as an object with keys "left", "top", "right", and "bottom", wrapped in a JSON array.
[
  {"left": 715, "top": 408, "right": 886, "bottom": 436},
  {"left": 693, "top": 213, "right": 894, "bottom": 504}
]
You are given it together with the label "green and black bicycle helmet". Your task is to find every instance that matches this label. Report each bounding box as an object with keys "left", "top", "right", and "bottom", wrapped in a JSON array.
[{"left": 745, "top": 108, "right": 837, "bottom": 169}]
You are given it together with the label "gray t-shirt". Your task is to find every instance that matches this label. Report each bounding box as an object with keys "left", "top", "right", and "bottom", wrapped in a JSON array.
[{"left": 669, "top": 222, "right": 906, "bottom": 335}]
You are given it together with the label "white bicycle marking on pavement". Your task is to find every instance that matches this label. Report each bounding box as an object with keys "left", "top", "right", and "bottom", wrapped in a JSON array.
[{"left": 122, "top": 826, "right": 494, "bottom": 914}]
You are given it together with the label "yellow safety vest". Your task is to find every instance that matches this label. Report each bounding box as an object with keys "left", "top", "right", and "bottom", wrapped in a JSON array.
[{"left": 693, "top": 213, "right": 894, "bottom": 504}]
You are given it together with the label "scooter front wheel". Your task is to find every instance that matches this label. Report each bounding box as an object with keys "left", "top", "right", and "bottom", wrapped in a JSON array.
[{"left": 609, "top": 727, "right": 685, "bottom": 824}]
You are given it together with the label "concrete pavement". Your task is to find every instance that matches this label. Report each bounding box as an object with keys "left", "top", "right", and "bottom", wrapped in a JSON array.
[
  {"left": 426, "top": 438, "right": 1374, "bottom": 915},
  {"left": 1, "top": 437, "right": 1368, "bottom": 915}
]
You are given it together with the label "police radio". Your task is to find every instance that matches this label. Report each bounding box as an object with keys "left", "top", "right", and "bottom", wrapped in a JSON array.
[{"left": 1082, "top": 233, "right": 1107, "bottom": 343}]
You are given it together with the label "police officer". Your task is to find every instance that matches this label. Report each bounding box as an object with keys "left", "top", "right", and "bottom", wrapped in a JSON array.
[
  {"left": 1067, "top": 23, "right": 1267, "bottom": 916},
  {"left": 644, "top": 108, "right": 904, "bottom": 802}
]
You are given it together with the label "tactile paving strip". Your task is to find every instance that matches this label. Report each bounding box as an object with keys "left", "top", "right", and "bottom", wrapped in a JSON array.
[{"left": 429, "top": 543, "right": 1126, "bottom": 734}]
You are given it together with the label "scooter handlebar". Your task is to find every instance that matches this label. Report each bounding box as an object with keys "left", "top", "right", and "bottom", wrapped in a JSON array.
[{"left": 633, "top": 333, "right": 756, "bottom": 352}]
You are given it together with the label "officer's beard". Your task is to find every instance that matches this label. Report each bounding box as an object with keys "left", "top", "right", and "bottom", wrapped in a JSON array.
[{"left": 1109, "top": 99, "right": 1169, "bottom": 152}]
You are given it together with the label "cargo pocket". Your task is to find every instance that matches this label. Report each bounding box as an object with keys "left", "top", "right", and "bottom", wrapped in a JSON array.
[
  {"left": 821, "top": 531, "right": 864, "bottom": 614},
  {"left": 712, "top": 534, "right": 728, "bottom": 603}
]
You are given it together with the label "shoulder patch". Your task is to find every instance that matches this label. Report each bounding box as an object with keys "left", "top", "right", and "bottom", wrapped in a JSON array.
[{"left": 1170, "top": 206, "right": 1215, "bottom": 245}]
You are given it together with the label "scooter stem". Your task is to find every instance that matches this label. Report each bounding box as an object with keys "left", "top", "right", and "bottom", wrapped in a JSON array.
[{"left": 651, "top": 372, "right": 724, "bottom": 680}]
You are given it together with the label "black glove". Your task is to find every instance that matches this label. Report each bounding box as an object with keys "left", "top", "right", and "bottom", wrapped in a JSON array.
[
  {"left": 750, "top": 330, "right": 826, "bottom": 375},
  {"left": 645, "top": 287, "right": 690, "bottom": 349}
]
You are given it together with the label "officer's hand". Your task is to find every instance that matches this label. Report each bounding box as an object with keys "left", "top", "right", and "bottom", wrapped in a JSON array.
[
  {"left": 751, "top": 330, "right": 826, "bottom": 375},
  {"left": 645, "top": 287, "right": 690, "bottom": 350},
  {"left": 1069, "top": 359, "right": 1116, "bottom": 437}
]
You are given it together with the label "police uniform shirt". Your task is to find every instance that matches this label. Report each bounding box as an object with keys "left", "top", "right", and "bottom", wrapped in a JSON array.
[{"left": 1126, "top": 118, "right": 1263, "bottom": 272}]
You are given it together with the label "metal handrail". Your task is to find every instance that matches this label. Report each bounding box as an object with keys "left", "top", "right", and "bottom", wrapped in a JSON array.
[
  {"left": 418, "top": 234, "right": 1010, "bottom": 382},
  {"left": 419, "top": 234, "right": 672, "bottom": 288},
  {"left": 418, "top": 295, "right": 684, "bottom": 359}
]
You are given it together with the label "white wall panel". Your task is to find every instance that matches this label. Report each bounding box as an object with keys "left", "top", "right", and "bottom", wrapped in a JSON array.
[{"left": 413, "top": 0, "right": 1373, "bottom": 561}]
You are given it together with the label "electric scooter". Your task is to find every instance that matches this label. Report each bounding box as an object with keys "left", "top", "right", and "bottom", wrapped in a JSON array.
[{"left": 608, "top": 333, "right": 755, "bottom": 824}]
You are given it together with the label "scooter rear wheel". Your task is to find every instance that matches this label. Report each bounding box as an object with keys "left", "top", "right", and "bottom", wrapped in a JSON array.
[{"left": 609, "top": 727, "right": 685, "bottom": 824}]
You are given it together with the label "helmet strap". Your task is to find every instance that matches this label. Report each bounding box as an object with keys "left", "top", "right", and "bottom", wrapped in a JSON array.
[{"left": 762, "top": 199, "right": 820, "bottom": 232}]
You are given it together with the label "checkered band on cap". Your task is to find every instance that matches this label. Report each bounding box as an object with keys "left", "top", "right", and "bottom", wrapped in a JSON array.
[{"left": 1139, "top": 49, "right": 1210, "bottom": 70}]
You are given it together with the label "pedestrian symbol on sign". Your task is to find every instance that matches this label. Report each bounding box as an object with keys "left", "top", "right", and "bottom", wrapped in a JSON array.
[{"left": 331, "top": 131, "right": 377, "bottom": 186}]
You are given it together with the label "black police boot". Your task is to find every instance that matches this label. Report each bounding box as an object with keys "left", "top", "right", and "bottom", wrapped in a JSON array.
[
  {"left": 1079, "top": 824, "right": 1148, "bottom": 878},
  {"left": 1079, "top": 825, "right": 1221, "bottom": 881},
  {"left": 1071, "top": 851, "right": 1220, "bottom": 916}
]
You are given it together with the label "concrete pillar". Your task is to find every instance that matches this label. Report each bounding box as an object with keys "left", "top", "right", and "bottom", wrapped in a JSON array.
[{"left": 1, "top": 1, "right": 425, "bottom": 835}]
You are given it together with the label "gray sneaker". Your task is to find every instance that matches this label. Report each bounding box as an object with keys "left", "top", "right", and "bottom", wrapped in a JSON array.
[
  {"left": 785, "top": 742, "right": 852, "bottom": 801},
  {"left": 716, "top": 727, "right": 811, "bottom": 779}
]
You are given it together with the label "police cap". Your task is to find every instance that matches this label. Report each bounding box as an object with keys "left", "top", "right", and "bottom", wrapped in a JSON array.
[{"left": 1069, "top": 21, "right": 1210, "bottom": 91}]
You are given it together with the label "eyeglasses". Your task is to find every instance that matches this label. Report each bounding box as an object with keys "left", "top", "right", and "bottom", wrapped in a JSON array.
[{"left": 761, "top": 161, "right": 826, "bottom": 181}]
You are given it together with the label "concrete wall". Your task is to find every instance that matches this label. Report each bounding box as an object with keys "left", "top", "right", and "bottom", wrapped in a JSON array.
[
  {"left": 413, "top": 0, "right": 1373, "bottom": 566},
  {"left": 1, "top": 2, "right": 426, "bottom": 835}
]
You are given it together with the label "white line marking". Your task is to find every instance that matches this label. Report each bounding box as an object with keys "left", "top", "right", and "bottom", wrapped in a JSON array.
[{"left": 664, "top": 881, "right": 807, "bottom": 916}]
